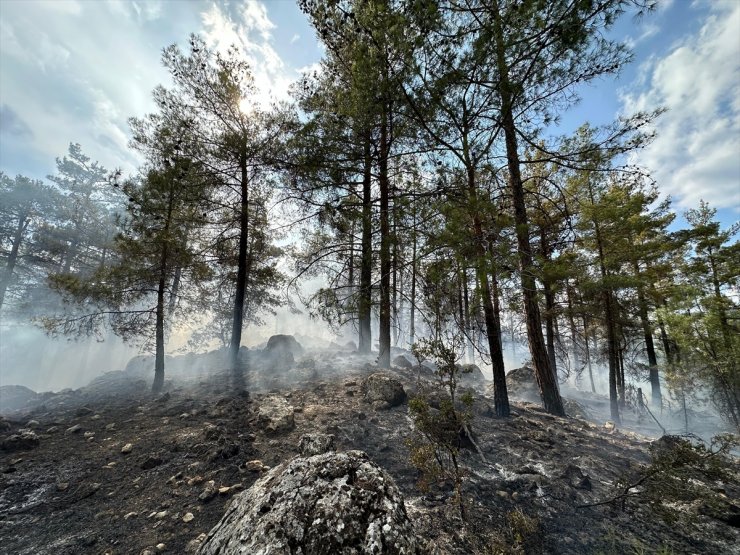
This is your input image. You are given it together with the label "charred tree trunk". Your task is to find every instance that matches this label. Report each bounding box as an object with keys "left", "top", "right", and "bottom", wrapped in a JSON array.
[
  {"left": 229, "top": 151, "right": 250, "bottom": 374},
  {"left": 409, "top": 208, "right": 417, "bottom": 348},
  {"left": 358, "top": 137, "right": 373, "bottom": 353},
  {"left": 378, "top": 107, "right": 392, "bottom": 368},
  {"left": 153, "top": 182, "right": 176, "bottom": 394},
  {"left": 0, "top": 213, "right": 28, "bottom": 311},
  {"left": 492, "top": 3, "right": 563, "bottom": 416},
  {"left": 633, "top": 261, "right": 662, "bottom": 406}
]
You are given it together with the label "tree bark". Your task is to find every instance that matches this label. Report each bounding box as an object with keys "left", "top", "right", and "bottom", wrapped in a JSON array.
[
  {"left": 378, "top": 105, "right": 392, "bottom": 368},
  {"left": 0, "top": 213, "right": 28, "bottom": 311},
  {"left": 491, "top": 2, "right": 563, "bottom": 416},
  {"left": 358, "top": 134, "right": 373, "bottom": 353},
  {"left": 229, "top": 151, "right": 250, "bottom": 374}
]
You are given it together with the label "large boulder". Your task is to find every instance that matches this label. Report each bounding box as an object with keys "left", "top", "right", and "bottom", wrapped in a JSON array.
[
  {"left": 456, "top": 363, "right": 487, "bottom": 388},
  {"left": 392, "top": 355, "right": 413, "bottom": 369},
  {"left": 265, "top": 335, "right": 304, "bottom": 358},
  {"left": 196, "top": 450, "right": 418, "bottom": 554},
  {"left": 362, "top": 372, "right": 407, "bottom": 409},
  {"left": 504, "top": 366, "right": 540, "bottom": 401},
  {"left": 0, "top": 385, "right": 38, "bottom": 414}
]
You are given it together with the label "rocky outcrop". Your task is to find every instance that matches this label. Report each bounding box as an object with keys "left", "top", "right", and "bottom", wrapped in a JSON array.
[
  {"left": 362, "top": 372, "right": 407, "bottom": 409},
  {"left": 298, "top": 433, "right": 336, "bottom": 456},
  {"left": 457, "top": 363, "right": 487, "bottom": 388},
  {"left": 196, "top": 450, "right": 418, "bottom": 554},
  {"left": 265, "top": 334, "right": 304, "bottom": 358},
  {"left": 503, "top": 366, "right": 540, "bottom": 401},
  {"left": 257, "top": 395, "right": 295, "bottom": 434},
  {"left": 393, "top": 355, "right": 413, "bottom": 369},
  {"left": 0, "top": 429, "right": 40, "bottom": 452},
  {"left": 0, "top": 385, "right": 38, "bottom": 414}
]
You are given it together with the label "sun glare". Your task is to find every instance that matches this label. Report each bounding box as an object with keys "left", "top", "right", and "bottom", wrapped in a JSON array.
[{"left": 239, "top": 97, "right": 251, "bottom": 114}]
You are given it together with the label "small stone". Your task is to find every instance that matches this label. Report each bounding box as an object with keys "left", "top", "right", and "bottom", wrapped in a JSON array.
[
  {"left": 185, "top": 533, "right": 207, "bottom": 553},
  {"left": 124, "top": 511, "right": 138, "bottom": 520},
  {"left": 244, "top": 460, "right": 267, "bottom": 472},
  {"left": 156, "top": 543, "right": 166, "bottom": 551},
  {"left": 187, "top": 475, "right": 204, "bottom": 486},
  {"left": 26, "top": 419, "right": 40, "bottom": 428},
  {"left": 121, "top": 443, "right": 133, "bottom": 454},
  {"left": 105, "top": 423, "right": 116, "bottom": 431},
  {"left": 91, "top": 414, "right": 101, "bottom": 420},
  {"left": 154, "top": 510, "right": 168, "bottom": 519},
  {"left": 57, "top": 482, "right": 69, "bottom": 491},
  {"left": 141, "top": 455, "right": 163, "bottom": 470},
  {"left": 65, "top": 424, "right": 82, "bottom": 434},
  {"left": 496, "top": 490, "right": 510, "bottom": 499},
  {"left": 84, "top": 431, "right": 95, "bottom": 439},
  {"left": 182, "top": 512, "right": 195, "bottom": 523},
  {"left": 218, "top": 486, "right": 231, "bottom": 495},
  {"left": 46, "top": 426, "right": 59, "bottom": 433},
  {"left": 604, "top": 421, "right": 616, "bottom": 431},
  {"left": 198, "top": 481, "right": 217, "bottom": 502},
  {"left": 179, "top": 413, "right": 190, "bottom": 419},
  {"left": 512, "top": 492, "right": 520, "bottom": 501}
]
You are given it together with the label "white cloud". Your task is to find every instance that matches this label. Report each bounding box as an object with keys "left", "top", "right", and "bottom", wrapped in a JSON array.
[
  {"left": 200, "top": 2, "right": 294, "bottom": 107},
  {"left": 621, "top": 1, "right": 740, "bottom": 211},
  {"left": 290, "top": 33, "right": 300, "bottom": 44}
]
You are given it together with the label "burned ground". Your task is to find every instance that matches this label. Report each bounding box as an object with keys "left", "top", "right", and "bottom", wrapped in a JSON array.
[{"left": 0, "top": 346, "right": 738, "bottom": 555}]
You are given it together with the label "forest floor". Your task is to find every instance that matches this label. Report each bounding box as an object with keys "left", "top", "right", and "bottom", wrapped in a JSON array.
[{"left": 0, "top": 345, "right": 738, "bottom": 555}]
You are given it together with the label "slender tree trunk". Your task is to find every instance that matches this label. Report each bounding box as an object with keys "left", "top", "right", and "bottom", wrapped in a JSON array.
[
  {"left": 582, "top": 313, "right": 596, "bottom": 393},
  {"left": 462, "top": 268, "right": 474, "bottom": 363},
  {"left": 153, "top": 184, "right": 176, "bottom": 394},
  {"left": 492, "top": 3, "right": 563, "bottom": 416},
  {"left": 409, "top": 211, "right": 416, "bottom": 348},
  {"left": 229, "top": 152, "right": 250, "bottom": 373},
  {"left": 0, "top": 213, "right": 28, "bottom": 311},
  {"left": 566, "top": 285, "right": 581, "bottom": 380},
  {"left": 467, "top": 167, "right": 509, "bottom": 416},
  {"left": 359, "top": 134, "right": 373, "bottom": 353},
  {"left": 378, "top": 106, "right": 392, "bottom": 368},
  {"left": 632, "top": 261, "right": 662, "bottom": 406}
]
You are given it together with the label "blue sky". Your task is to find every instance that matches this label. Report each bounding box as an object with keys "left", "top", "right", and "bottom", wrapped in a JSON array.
[{"left": 0, "top": 0, "right": 738, "bottom": 228}]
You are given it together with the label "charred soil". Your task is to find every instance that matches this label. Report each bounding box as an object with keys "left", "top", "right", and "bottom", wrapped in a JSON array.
[{"left": 1, "top": 348, "right": 738, "bottom": 555}]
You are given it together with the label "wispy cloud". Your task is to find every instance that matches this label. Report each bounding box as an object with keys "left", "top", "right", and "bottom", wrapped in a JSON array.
[{"left": 621, "top": 1, "right": 740, "bottom": 211}]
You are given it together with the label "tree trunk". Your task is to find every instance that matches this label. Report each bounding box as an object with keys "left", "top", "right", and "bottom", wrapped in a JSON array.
[
  {"left": 358, "top": 134, "right": 373, "bottom": 353},
  {"left": 409, "top": 210, "right": 417, "bottom": 348},
  {"left": 378, "top": 106, "right": 392, "bottom": 368},
  {"left": 467, "top": 167, "right": 509, "bottom": 417},
  {"left": 633, "top": 261, "right": 662, "bottom": 406},
  {"left": 582, "top": 313, "right": 596, "bottom": 393},
  {"left": 491, "top": 3, "right": 563, "bottom": 416},
  {"left": 462, "top": 268, "right": 474, "bottom": 363},
  {"left": 0, "top": 213, "right": 28, "bottom": 311},
  {"left": 566, "top": 284, "right": 581, "bottom": 380},
  {"left": 229, "top": 152, "right": 250, "bottom": 374}
]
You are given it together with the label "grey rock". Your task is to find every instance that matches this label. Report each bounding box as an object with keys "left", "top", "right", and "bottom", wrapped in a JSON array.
[
  {"left": 362, "top": 372, "right": 407, "bottom": 408},
  {"left": 0, "top": 385, "right": 38, "bottom": 414},
  {"left": 197, "top": 450, "right": 418, "bottom": 554},
  {"left": 0, "top": 429, "right": 40, "bottom": 452},
  {"left": 265, "top": 334, "right": 304, "bottom": 358},
  {"left": 298, "top": 433, "right": 336, "bottom": 456},
  {"left": 456, "top": 364, "right": 487, "bottom": 388},
  {"left": 392, "top": 355, "right": 413, "bottom": 369},
  {"left": 257, "top": 396, "right": 295, "bottom": 434}
]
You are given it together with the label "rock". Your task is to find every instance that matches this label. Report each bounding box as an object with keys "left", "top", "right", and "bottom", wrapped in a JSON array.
[
  {"left": 106, "top": 423, "right": 116, "bottom": 431},
  {"left": 183, "top": 512, "right": 195, "bottom": 523},
  {"left": 124, "top": 512, "right": 138, "bottom": 520},
  {"left": 604, "top": 421, "right": 616, "bottom": 432},
  {"left": 457, "top": 364, "right": 487, "bottom": 388},
  {"left": 196, "top": 450, "right": 418, "bottom": 554},
  {"left": 243, "top": 460, "right": 269, "bottom": 472},
  {"left": 121, "top": 443, "right": 134, "bottom": 454},
  {"left": 186, "top": 534, "right": 207, "bottom": 553},
  {"left": 298, "top": 433, "right": 336, "bottom": 456},
  {"left": 65, "top": 424, "right": 82, "bottom": 434},
  {"left": 156, "top": 543, "right": 166, "bottom": 551},
  {"left": 265, "top": 334, "right": 304, "bottom": 357},
  {"left": 392, "top": 355, "right": 413, "bottom": 369},
  {"left": 154, "top": 511, "right": 168, "bottom": 520},
  {"left": 141, "top": 455, "right": 164, "bottom": 470},
  {"left": 361, "top": 372, "right": 407, "bottom": 408},
  {"left": 562, "top": 398, "right": 590, "bottom": 419},
  {"left": 76, "top": 406, "right": 94, "bottom": 417},
  {"left": 25, "top": 419, "right": 39, "bottom": 428},
  {"left": 199, "top": 481, "right": 218, "bottom": 503},
  {"left": 84, "top": 431, "right": 95, "bottom": 439},
  {"left": 0, "top": 385, "right": 38, "bottom": 413},
  {"left": 0, "top": 429, "right": 39, "bottom": 452},
  {"left": 561, "top": 464, "right": 592, "bottom": 491},
  {"left": 256, "top": 396, "right": 295, "bottom": 434},
  {"left": 502, "top": 366, "right": 540, "bottom": 401}
]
